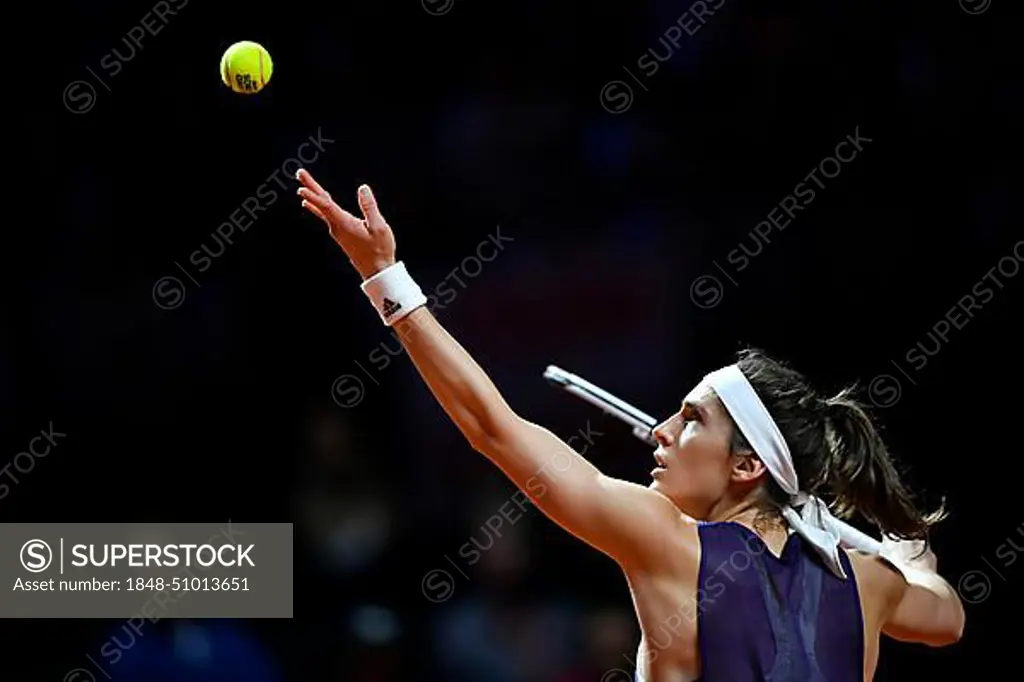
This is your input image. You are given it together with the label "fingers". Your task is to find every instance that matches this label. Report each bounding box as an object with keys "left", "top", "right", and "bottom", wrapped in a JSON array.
[
  {"left": 298, "top": 187, "right": 364, "bottom": 233},
  {"left": 357, "top": 184, "right": 386, "bottom": 231},
  {"left": 296, "top": 168, "right": 328, "bottom": 196},
  {"left": 297, "top": 187, "right": 333, "bottom": 213},
  {"left": 301, "top": 199, "right": 328, "bottom": 224},
  {"left": 295, "top": 173, "right": 379, "bottom": 239}
]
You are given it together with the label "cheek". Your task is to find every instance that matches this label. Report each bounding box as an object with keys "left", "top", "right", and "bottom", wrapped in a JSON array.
[{"left": 674, "top": 434, "right": 728, "bottom": 484}]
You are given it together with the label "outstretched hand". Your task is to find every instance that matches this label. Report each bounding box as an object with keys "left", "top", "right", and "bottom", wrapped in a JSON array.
[{"left": 296, "top": 168, "right": 397, "bottom": 279}]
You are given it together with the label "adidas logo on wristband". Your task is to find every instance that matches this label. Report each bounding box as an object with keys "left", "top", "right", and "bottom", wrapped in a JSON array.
[
  {"left": 382, "top": 297, "right": 402, "bottom": 318},
  {"left": 360, "top": 262, "right": 426, "bottom": 326}
]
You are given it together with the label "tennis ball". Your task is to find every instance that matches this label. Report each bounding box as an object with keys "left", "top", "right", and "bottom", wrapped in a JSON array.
[{"left": 220, "top": 41, "right": 272, "bottom": 94}]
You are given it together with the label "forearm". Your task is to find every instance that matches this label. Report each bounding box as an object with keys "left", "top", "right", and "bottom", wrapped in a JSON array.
[
  {"left": 391, "top": 306, "right": 520, "bottom": 450},
  {"left": 389, "top": 305, "right": 608, "bottom": 502}
]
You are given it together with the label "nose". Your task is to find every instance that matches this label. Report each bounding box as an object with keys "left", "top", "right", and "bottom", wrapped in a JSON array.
[{"left": 653, "top": 419, "right": 674, "bottom": 448}]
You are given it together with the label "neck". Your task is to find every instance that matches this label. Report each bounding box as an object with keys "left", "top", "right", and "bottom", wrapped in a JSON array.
[
  {"left": 706, "top": 498, "right": 757, "bottom": 524},
  {"left": 706, "top": 494, "right": 785, "bottom": 534}
]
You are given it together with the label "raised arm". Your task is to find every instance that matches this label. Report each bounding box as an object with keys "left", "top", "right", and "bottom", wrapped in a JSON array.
[
  {"left": 296, "top": 170, "right": 688, "bottom": 567},
  {"left": 391, "top": 305, "right": 686, "bottom": 566}
]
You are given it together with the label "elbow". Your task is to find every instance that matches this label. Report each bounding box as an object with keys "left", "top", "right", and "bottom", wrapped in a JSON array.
[
  {"left": 948, "top": 605, "right": 966, "bottom": 645},
  {"left": 948, "top": 591, "right": 967, "bottom": 644},
  {"left": 465, "top": 411, "right": 521, "bottom": 454},
  {"left": 927, "top": 626, "right": 963, "bottom": 647},
  {"left": 931, "top": 604, "right": 966, "bottom": 647},
  {"left": 465, "top": 419, "right": 503, "bottom": 454},
  {"left": 467, "top": 432, "right": 496, "bottom": 456},
  {"left": 928, "top": 627, "right": 963, "bottom": 648}
]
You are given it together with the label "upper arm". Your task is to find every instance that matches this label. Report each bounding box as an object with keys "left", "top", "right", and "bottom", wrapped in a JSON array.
[
  {"left": 879, "top": 561, "right": 965, "bottom": 647},
  {"left": 477, "top": 414, "right": 694, "bottom": 568}
]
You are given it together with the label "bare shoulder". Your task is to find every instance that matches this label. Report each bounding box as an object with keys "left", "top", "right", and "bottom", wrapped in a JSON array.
[
  {"left": 600, "top": 476, "right": 700, "bottom": 567},
  {"left": 844, "top": 549, "right": 907, "bottom": 616},
  {"left": 846, "top": 549, "right": 906, "bottom": 590}
]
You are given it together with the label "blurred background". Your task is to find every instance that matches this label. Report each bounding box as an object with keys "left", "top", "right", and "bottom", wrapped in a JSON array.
[{"left": 6, "top": 0, "right": 1019, "bottom": 679}]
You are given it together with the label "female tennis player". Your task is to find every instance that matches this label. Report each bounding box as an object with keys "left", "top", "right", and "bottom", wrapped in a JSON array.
[{"left": 296, "top": 169, "right": 965, "bottom": 681}]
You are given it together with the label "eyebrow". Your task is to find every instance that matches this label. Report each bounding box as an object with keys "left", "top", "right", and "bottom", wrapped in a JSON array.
[{"left": 681, "top": 401, "right": 708, "bottom": 418}]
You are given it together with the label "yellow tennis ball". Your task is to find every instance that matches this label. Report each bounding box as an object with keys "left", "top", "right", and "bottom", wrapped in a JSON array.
[{"left": 220, "top": 41, "right": 272, "bottom": 94}]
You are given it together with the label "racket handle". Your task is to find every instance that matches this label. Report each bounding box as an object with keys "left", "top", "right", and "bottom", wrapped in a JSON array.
[{"left": 633, "top": 424, "right": 657, "bottom": 446}]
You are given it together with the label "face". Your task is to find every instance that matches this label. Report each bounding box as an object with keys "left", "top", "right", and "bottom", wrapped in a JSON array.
[{"left": 649, "top": 381, "right": 752, "bottom": 519}]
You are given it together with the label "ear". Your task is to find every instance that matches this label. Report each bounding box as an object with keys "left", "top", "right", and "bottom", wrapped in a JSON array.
[{"left": 731, "top": 450, "right": 768, "bottom": 484}]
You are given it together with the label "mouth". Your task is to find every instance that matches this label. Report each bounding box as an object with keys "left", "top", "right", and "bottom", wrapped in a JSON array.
[{"left": 651, "top": 450, "right": 668, "bottom": 475}]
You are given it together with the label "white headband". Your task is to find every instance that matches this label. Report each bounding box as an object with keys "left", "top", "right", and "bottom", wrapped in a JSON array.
[
  {"left": 702, "top": 364, "right": 851, "bottom": 579},
  {"left": 703, "top": 366, "right": 799, "bottom": 495}
]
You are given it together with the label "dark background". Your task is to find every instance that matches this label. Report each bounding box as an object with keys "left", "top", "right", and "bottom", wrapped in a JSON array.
[{"left": 7, "top": 0, "right": 1020, "bottom": 679}]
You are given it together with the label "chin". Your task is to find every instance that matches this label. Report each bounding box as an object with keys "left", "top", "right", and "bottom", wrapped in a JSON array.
[
  {"left": 648, "top": 478, "right": 680, "bottom": 505},
  {"left": 651, "top": 486, "right": 703, "bottom": 519},
  {"left": 649, "top": 474, "right": 668, "bottom": 490}
]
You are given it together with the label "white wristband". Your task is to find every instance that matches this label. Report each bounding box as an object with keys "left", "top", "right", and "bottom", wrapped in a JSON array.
[{"left": 360, "top": 261, "right": 427, "bottom": 325}]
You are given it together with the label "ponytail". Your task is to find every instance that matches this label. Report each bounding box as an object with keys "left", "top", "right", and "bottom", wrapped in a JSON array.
[
  {"left": 734, "top": 348, "right": 947, "bottom": 541},
  {"left": 822, "top": 387, "right": 946, "bottom": 540}
]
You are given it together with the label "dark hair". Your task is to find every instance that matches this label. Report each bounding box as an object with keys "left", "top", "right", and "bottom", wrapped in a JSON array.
[{"left": 727, "top": 347, "right": 946, "bottom": 541}]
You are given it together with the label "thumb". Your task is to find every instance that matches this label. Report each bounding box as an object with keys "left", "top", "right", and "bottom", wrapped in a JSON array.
[{"left": 357, "top": 184, "right": 386, "bottom": 231}]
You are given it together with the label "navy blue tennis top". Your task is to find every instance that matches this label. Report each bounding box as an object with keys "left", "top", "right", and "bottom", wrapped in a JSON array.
[{"left": 640, "top": 521, "right": 864, "bottom": 681}]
